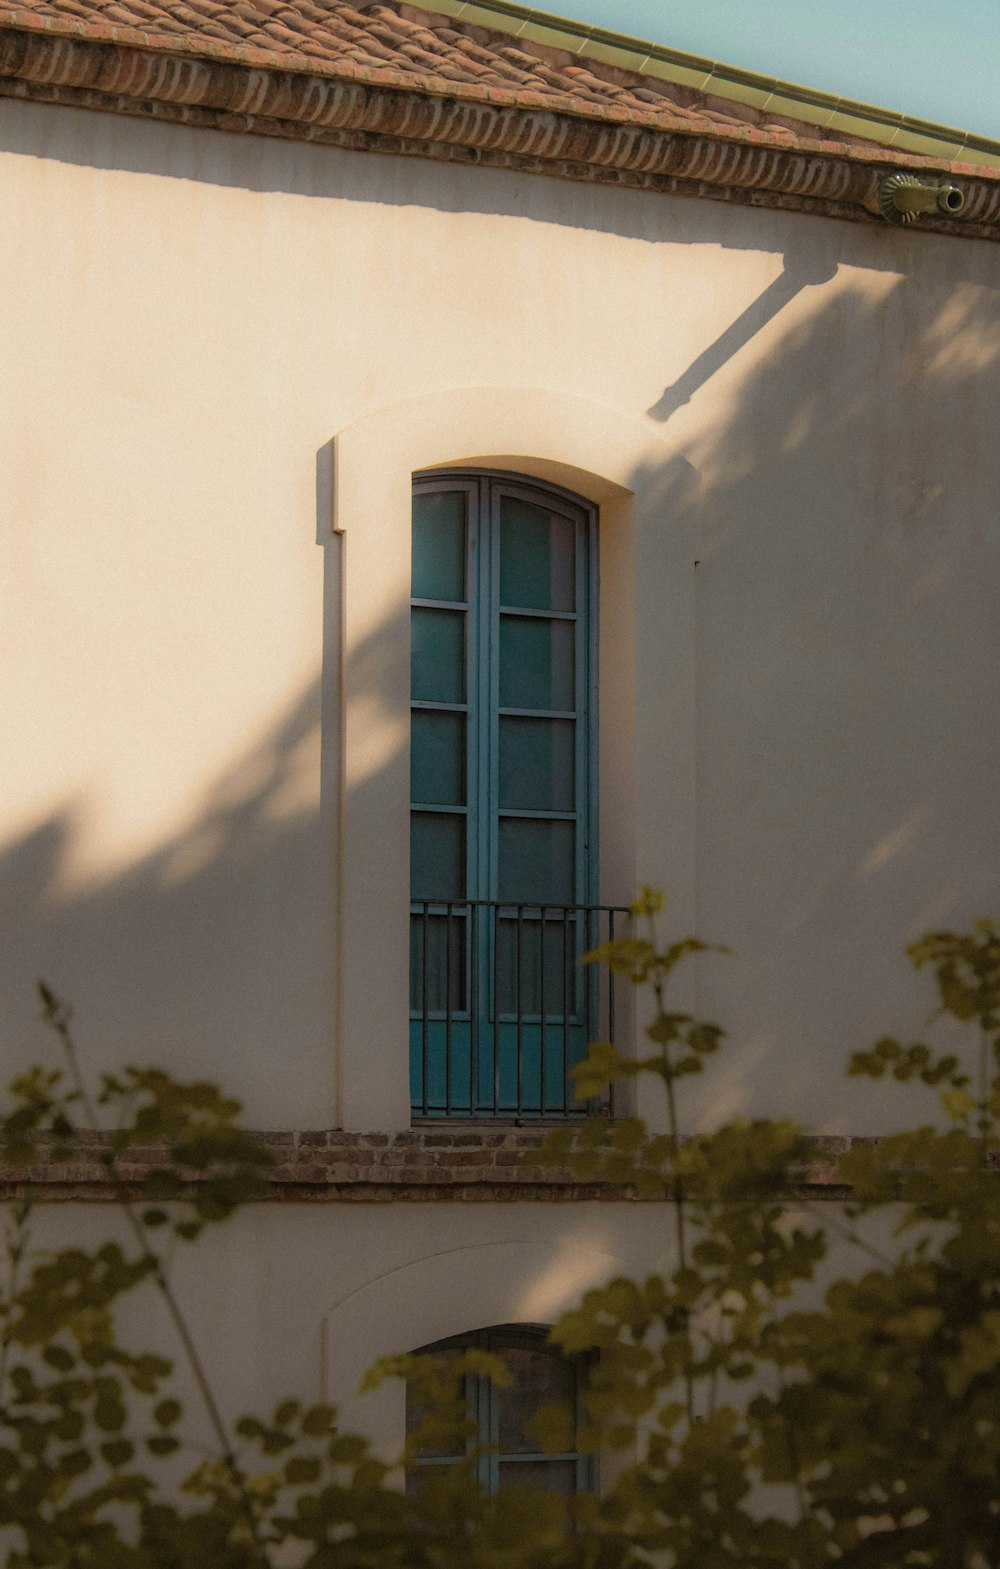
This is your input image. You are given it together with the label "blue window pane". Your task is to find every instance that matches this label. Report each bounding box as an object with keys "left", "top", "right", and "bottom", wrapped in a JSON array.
[
  {"left": 406, "top": 1343, "right": 466, "bottom": 1454},
  {"left": 413, "top": 490, "right": 466, "bottom": 603},
  {"left": 410, "top": 912, "right": 466, "bottom": 1014},
  {"left": 499, "top": 717, "right": 574, "bottom": 811},
  {"left": 412, "top": 711, "right": 466, "bottom": 806},
  {"left": 496, "top": 915, "right": 577, "bottom": 1018},
  {"left": 498, "top": 818, "right": 574, "bottom": 905},
  {"left": 499, "top": 496, "right": 575, "bottom": 611},
  {"left": 411, "top": 608, "right": 465, "bottom": 703},
  {"left": 497, "top": 1345, "right": 576, "bottom": 1452},
  {"left": 409, "top": 1333, "right": 587, "bottom": 1496},
  {"left": 409, "top": 473, "right": 594, "bottom": 1121},
  {"left": 411, "top": 812, "right": 465, "bottom": 900},
  {"left": 497, "top": 1460, "right": 577, "bottom": 1496},
  {"left": 499, "top": 616, "right": 574, "bottom": 711}
]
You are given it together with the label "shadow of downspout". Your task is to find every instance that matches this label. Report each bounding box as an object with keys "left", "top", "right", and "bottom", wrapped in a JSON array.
[{"left": 648, "top": 254, "right": 840, "bottom": 422}]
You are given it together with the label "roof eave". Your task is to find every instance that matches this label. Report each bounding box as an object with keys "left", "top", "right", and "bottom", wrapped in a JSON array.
[
  {"left": 1, "top": 21, "right": 998, "bottom": 239},
  {"left": 423, "top": 0, "right": 1000, "bottom": 171}
]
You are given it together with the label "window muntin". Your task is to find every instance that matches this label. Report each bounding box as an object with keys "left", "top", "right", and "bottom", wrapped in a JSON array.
[
  {"left": 409, "top": 472, "right": 597, "bottom": 1117},
  {"left": 407, "top": 1326, "right": 592, "bottom": 1498}
]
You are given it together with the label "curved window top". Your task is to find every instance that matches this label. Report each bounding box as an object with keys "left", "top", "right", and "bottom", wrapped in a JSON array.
[
  {"left": 409, "top": 471, "right": 626, "bottom": 1120},
  {"left": 406, "top": 1324, "right": 592, "bottom": 1497}
]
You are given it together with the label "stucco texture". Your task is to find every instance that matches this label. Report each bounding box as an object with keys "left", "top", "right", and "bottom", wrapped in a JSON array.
[{"left": 0, "top": 96, "right": 998, "bottom": 1142}]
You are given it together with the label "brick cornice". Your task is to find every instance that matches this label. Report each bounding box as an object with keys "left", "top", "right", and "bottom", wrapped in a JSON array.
[
  {"left": 0, "top": 21, "right": 998, "bottom": 239},
  {"left": 0, "top": 1128, "right": 854, "bottom": 1204}
]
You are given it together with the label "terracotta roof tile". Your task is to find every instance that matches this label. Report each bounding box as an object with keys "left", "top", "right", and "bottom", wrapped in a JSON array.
[
  {"left": 0, "top": 0, "right": 873, "bottom": 147},
  {"left": 1, "top": 0, "right": 998, "bottom": 240}
]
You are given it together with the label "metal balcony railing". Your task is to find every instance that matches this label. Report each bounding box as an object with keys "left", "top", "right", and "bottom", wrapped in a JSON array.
[{"left": 409, "top": 900, "right": 630, "bottom": 1120}]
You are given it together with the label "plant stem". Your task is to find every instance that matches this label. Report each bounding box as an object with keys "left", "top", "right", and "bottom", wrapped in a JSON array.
[
  {"left": 773, "top": 1348, "right": 810, "bottom": 1533},
  {"left": 650, "top": 943, "right": 695, "bottom": 1426},
  {"left": 978, "top": 1026, "right": 991, "bottom": 1161},
  {"left": 40, "top": 986, "right": 272, "bottom": 1566},
  {"left": 0, "top": 1198, "right": 32, "bottom": 1415},
  {"left": 800, "top": 1203, "right": 894, "bottom": 1268},
  {"left": 661, "top": 1045, "right": 689, "bottom": 1272}
]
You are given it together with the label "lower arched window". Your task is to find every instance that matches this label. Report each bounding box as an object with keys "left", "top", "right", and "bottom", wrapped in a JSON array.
[
  {"left": 410, "top": 470, "right": 612, "bottom": 1119},
  {"left": 406, "top": 1325, "right": 592, "bottom": 1497}
]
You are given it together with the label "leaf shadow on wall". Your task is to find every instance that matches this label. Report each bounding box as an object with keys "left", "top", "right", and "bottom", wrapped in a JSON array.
[
  {"left": 0, "top": 549, "right": 409, "bottom": 1134},
  {"left": 631, "top": 253, "right": 1000, "bottom": 1133},
  {"left": 0, "top": 673, "right": 329, "bottom": 1127},
  {"left": 1, "top": 237, "right": 999, "bottom": 1140}
]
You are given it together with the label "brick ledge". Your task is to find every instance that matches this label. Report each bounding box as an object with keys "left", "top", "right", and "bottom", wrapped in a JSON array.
[{"left": 0, "top": 1128, "right": 857, "bottom": 1203}]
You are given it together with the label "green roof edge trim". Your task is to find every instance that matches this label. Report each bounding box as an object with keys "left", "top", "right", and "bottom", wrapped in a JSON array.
[{"left": 437, "top": 0, "right": 1000, "bottom": 170}]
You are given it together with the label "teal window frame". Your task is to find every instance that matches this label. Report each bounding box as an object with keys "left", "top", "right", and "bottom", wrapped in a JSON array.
[
  {"left": 410, "top": 470, "right": 599, "bottom": 1118},
  {"left": 407, "top": 1324, "right": 595, "bottom": 1498}
]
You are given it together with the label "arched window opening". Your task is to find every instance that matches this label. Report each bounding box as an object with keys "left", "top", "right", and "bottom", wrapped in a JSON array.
[
  {"left": 409, "top": 471, "right": 625, "bottom": 1119},
  {"left": 406, "top": 1325, "right": 592, "bottom": 1498}
]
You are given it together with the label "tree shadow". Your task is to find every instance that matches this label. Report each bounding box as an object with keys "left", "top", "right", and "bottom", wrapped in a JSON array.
[
  {"left": 0, "top": 672, "right": 334, "bottom": 1128},
  {"left": 630, "top": 258, "right": 1000, "bottom": 1133},
  {"left": 0, "top": 164, "right": 997, "bottom": 1144}
]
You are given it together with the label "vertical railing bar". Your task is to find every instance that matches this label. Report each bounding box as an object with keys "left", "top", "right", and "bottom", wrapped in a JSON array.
[
  {"left": 410, "top": 901, "right": 631, "bottom": 1122},
  {"left": 539, "top": 905, "right": 547, "bottom": 1116},
  {"left": 445, "top": 901, "right": 453, "bottom": 1118},
  {"left": 562, "top": 904, "right": 570, "bottom": 1115},
  {"left": 516, "top": 903, "right": 524, "bottom": 1119},
  {"left": 608, "top": 907, "right": 616, "bottom": 1119},
  {"left": 586, "top": 903, "right": 593, "bottom": 1113},
  {"left": 492, "top": 906, "right": 501, "bottom": 1116},
  {"left": 469, "top": 899, "right": 477, "bottom": 1117},
  {"left": 421, "top": 902, "right": 429, "bottom": 1119},
  {"left": 411, "top": 899, "right": 631, "bottom": 1123}
]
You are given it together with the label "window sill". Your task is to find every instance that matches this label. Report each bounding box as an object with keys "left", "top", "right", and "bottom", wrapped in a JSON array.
[{"left": 1, "top": 1129, "right": 856, "bottom": 1203}]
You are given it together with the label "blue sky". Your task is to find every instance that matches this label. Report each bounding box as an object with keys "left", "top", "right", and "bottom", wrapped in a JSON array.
[{"left": 534, "top": 0, "right": 1000, "bottom": 140}]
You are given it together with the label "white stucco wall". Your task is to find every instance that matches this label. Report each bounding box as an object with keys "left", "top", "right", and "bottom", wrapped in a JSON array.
[
  {"left": 2, "top": 95, "right": 999, "bottom": 1148},
  {"left": 21, "top": 1196, "right": 675, "bottom": 1460}
]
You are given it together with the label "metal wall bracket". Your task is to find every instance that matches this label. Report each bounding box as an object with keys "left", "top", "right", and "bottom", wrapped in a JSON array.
[{"left": 879, "top": 172, "right": 966, "bottom": 224}]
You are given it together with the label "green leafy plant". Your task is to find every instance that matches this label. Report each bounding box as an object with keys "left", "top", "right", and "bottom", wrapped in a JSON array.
[
  {"left": 2, "top": 904, "right": 999, "bottom": 1567},
  {"left": 527, "top": 897, "right": 1000, "bottom": 1567}
]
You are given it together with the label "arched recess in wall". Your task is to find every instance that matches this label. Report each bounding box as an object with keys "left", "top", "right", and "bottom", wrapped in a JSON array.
[
  {"left": 326, "top": 388, "right": 696, "bottom": 1132},
  {"left": 319, "top": 1237, "right": 622, "bottom": 1451}
]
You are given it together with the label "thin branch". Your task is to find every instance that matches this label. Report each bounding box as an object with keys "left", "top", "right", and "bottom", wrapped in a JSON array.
[
  {"left": 701, "top": 1301, "right": 728, "bottom": 1421},
  {"left": 39, "top": 985, "right": 272, "bottom": 1566},
  {"left": 772, "top": 1344, "right": 809, "bottom": 1531},
  {"left": 649, "top": 918, "right": 696, "bottom": 1428},
  {"left": 0, "top": 1197, "right": 33, "bottom": 1414},
  {"left": 978, "top": 1026, "right": 991, "bottom": 1163},
  {"left": 798, "top": 1202, "right": 895, "bottom": 1269}
]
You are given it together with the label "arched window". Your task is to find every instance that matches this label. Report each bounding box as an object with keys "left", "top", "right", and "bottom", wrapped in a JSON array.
[
  {"left": 409, "top": 471, "right": 607, "bottom": 1119},
  {"left": 406, "top": 1325, "right": 592, "bottom": 1497}
]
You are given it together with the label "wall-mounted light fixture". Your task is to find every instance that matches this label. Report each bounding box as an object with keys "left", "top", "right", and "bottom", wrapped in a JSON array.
[{"left": 879, "top": 172, "right": 966, "bottom": 225}]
